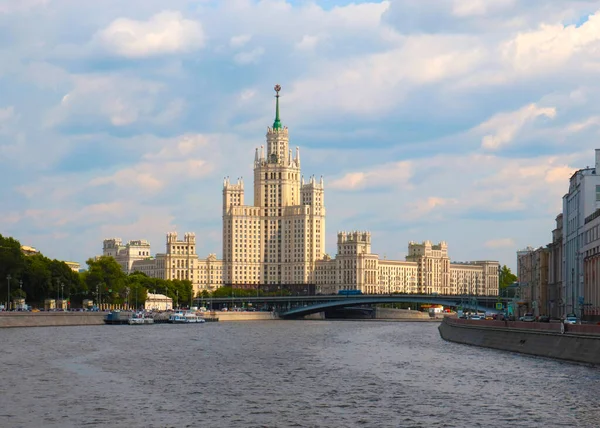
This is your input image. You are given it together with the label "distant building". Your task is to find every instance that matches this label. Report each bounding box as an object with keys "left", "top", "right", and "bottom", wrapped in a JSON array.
[
  {"left": 517, "top": 246, "right": 549, "bottom": 317},
  {"left": 102, "top": 233, "right": 223, "bottom": 297},
  {"left": 315, "top": 234, "right": 498, "bottom": 295},
  {"left": 64, "top": 261, "right": 80, "bottom": 273},
  {"left": 222, "top": 84, "right": 325, "bottom": 288},
  {"left": 547, "top": 214, "right": 563, "bottom": 318},
  {"left": 562, "top": 149, "right": 600, "bottom": 314},
  {"left": 144, "top": 293, "right": 172, "bottom": 311},
  {"left": 21, "top": 245, "right": 40, "bottom": 256},
  {"left": 582, "top": 207, "right": 600, "bottom": 320}
]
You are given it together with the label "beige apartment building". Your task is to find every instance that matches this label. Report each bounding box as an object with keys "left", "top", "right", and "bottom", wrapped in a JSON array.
[
  {"left": 100, "top": 85, "right": 499, "bottom": 296},
  {"left": 222, "top": 85, "right": 325, "bottom": 287},
  {"left": 101, "top": 233, "right": 223, "bottom": 296},
  {"left": 315, "top": 233, "right": 499, "bottom": 295}
]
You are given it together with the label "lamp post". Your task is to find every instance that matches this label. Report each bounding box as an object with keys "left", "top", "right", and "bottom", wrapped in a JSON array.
[
  {"left": 176, "top": 290, "right": 179, "bottom": 310},
  {"left": 61, "top": 283, "right": 64, "bottom": 309},
  {"left": 6, "top": 274, "right": 11, "bottom": 311}
]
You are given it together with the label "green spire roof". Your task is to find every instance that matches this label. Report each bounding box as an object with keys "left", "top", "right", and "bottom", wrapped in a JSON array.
[{"left": 273, "top": 84, "right": 282, "bottom": 130}]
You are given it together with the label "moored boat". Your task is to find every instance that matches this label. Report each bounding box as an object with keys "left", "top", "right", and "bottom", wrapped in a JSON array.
[
  {"left": 168, "top": 311, "right": 206, "bottom": 324},
  {"left": 128, "top": 313, "right": 154, "bottom": 325}
]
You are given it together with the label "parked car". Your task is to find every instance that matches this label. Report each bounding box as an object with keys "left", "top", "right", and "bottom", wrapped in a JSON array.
[
  {"left": 564, "top": 316, "right": 578, "bottom": 325},
  {"left": 522, "top": 313, "right": 536, "bottom": 322},
  {"left": 469, "top": 314, "right": 484, "bottom": 320},
  {"left": 537, "top": 315, "right": 550, "bottom": 323}
]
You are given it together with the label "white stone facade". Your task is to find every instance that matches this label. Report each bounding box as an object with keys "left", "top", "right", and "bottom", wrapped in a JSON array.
[
  {"left": 102, "top": 233, "right": 223, "bottom": 297},
  {"left": 222, "top": 87, "right": 325, "bottom": 287},
  {"left": 315, "top": 233, "right": 498, "bottom": 295}
]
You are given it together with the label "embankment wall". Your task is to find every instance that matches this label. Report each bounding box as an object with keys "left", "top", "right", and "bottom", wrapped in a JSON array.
[
  {"left": 439, "top": 317, "right": 600, "bottom": 365},
  {"left": 0, "top": 312, "right": 105, "bottom": 328},
  {"left": 375, "top": 308, "right": 432, "bottom": 320},
  {"left": 210, "top": 312, "right": 275, "bottom": 321}
]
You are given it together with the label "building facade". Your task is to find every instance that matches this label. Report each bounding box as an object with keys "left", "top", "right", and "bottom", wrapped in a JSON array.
[
  {"left": 582, "top": 208, "right": 600, "bottom": 320},
  {"left": 222, "top": 85, "right": 325, "bottom": 288},
  {"left": 102, "top": 233, "right": 223, "bottom": 297},
  {"left": 562, "top": 149, "right": 600, "bottom": 314},
  {"left": 517, "top": 246, "right": 550, "bottom": 317},
  {"left": 547, "top": 213, "right": 563, "bottom": 318},
  {"left": 315, "top": 234, "right": 499, "bottom": 295}
]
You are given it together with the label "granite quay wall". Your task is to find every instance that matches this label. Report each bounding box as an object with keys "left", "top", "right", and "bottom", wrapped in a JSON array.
[
  {"left": 210, "top": 311, "right": 276, "bottom": 321},
  {"left": 0, "top": 312, "right": 105, "bottom": 328},
  {"left": 375, "top": 308, "right": 432, "bottom": 320},
  {"left": 439, "top": 317, "right": 600, "bottom": 365}
]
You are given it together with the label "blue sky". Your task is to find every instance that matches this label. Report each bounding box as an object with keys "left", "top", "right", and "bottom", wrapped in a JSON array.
[{"left": 2, "top": 0, "right": 600, "bottom": 270}]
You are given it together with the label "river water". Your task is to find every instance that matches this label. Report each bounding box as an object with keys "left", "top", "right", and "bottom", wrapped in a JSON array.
[{"left": 1, "top": 320, "right": 599, "bottom": 427}]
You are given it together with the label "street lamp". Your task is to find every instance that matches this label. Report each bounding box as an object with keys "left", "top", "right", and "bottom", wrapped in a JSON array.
[
  {"left": 61, "top": 283, "right": 64, "bottom": 309},
  {"left": 6, "top": 274, "right": 11, "bottom": 311}
]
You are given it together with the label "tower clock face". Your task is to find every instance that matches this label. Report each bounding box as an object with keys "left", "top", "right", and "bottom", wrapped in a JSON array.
[{"left": 270, "top": 153, "right": 278, "bottom": 163}]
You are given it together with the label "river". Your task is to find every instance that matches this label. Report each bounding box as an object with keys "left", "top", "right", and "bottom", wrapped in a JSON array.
[{"left": 1, "top": 320, "right": 599, "bottom": 427}]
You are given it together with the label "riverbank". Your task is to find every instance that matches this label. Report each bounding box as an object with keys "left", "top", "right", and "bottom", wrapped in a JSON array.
[
  {"left": 439, "top": 316, "right": 600, "bottom": 365},
  {"left": 0, "top": 311, "right": 277, "bottom": 327}
]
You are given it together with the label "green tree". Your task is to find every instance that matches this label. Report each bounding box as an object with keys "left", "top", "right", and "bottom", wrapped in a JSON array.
[
  {"left": 499, "top": 265, "right": 517, "bottom": 289},
  {"left": 85, "top": 256, "right": 127, "bottom": 304}
]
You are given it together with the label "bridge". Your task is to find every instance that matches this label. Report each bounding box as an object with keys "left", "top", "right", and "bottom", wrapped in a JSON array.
[{"left": 193, "top": 294, "right": 507, "bottom": 319}]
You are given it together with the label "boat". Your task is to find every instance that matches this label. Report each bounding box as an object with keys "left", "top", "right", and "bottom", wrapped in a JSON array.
[
  {"left": 103, "top": 310, "right": 129, "bottom": 325},
  {"left": 128, "top": 312, "right": 154, "bottom": 325},
  {"left": 168, "top": 311, "right": 206, "bottom": 324}
]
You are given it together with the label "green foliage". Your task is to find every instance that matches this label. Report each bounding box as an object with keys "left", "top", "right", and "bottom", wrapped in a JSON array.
[
  {"left": 499, "top": 265, "right": 517, "bottom": 289},
  {"left": 0, "top": 234, "right": 84, "bottom": 306}
]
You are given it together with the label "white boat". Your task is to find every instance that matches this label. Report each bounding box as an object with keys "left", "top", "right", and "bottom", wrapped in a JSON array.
[
  {"left": 168, "top": 311, "right": 206, "bottom": 324},
  {"left": 128, "top": 313, "right": 155, "bottom": 325}
]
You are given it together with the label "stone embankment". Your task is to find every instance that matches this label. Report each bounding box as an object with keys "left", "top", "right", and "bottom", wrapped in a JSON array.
[
  {"left": 0, "top": 312, "right": 105, "bottom": 328},
  {"left": 439, "top": 316, "right": 600, "bottom": 365},
  {"left": 0, "top": 310, "right": 277, "bottom": 328},
  {"left": 375, "top": 307, "right": 438, "bottom": 321}
]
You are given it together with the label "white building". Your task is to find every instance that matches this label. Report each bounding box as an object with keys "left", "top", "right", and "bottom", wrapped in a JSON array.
[
  {"left": 562, "top": 149, "right": 600, "bottom": 314},
  {"left": 315, "top": 233, "right": 498, "bottom": 295},
  {"left": 144, "top": 293, "right": 172, "bottom": 311},
  {"left": 102, "top": 233, "right": 224, "bottom": 296},
  {"left": 222, "top": 85, "right": 325, "bottom": 288}
]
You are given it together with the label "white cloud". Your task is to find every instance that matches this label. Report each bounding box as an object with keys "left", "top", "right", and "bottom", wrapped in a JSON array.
[
  {"left": 484, "top": 238, "right": 515, "bottom": 249},
  {"left": 477, "top": 103, "right": 557, "bottom": 150},
  {"left": 94, "top": 11, "right": 205, "bottom": 58},
  {"left": 45, "top": 75, "right": 179, "bottom": 128},
  {"left": 329, "top": 161, "right": 412, "bottom": 191},
  {"left": 230, "top": 34, "right": 252, "bottom": 48},
  {"left": 233, "top": 47, "right": 265, "bottom": 64},
  {"left": 295, "top": 35, "right": 320, "bottom": 51},
  {"left": 501, "top": 12, "right": 600, "bottom": 74}
]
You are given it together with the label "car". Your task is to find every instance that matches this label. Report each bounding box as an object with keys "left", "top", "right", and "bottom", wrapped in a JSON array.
[
  {"left": 469, "top": 314, "right": 484, "bottom": 320},
  {"left": 537, "top": 315, "right": 550, "bottom": 323},
  {"left": 522, "top": 313, "right": 536, "bottom": 322},
  {"left": 564, "top": 316, "right": 578, "bottom": 325}
]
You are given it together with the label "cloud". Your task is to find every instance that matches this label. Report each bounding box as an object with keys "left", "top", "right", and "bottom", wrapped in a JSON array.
[
  {"left": 329, "top": 161, "right": 412, "bottom": 191},
  {"left": 230, "top": 34, "right": 252, "bottom": 48},
  {"left": 94, "top": 11, "right": 205, "bottom": 58},
  {"left": 233, "top": 47, "right": 265, "bottom": 64},
  {"left": 295, "top": 35, "right": 320, "bottom": 51},
  {"left": 45, "top": 74, "right": 182, "bottom": 130},
  {"left": 476, "top": 103, "right": 557, "bottom": 150},
  {"left": 501, "top": 12, "right": 600, "bottom": 74},
  {"left": 484, "top": 238, "right": 516, "bottom": 249}
]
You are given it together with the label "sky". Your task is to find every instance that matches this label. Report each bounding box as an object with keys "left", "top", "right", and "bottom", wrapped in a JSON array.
[{"left": 2, "top": 0, "right": 600, "bottom": 271}]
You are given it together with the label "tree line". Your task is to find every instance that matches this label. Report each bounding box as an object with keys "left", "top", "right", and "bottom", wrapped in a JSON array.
[{"left": 0, "top": 234, "right": 193, "bottom": 309}]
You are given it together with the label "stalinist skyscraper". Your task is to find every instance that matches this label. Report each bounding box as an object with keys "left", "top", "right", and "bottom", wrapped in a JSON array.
[{"left": 222, "top": 85, "right": 325, "bottom": 288}]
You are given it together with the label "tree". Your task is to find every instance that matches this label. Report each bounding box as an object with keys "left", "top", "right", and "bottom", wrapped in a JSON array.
[
  {"left": 85, "top": 256, "right": 128, "bottom": 304},
  {"left": 499, "top": 265, "right": 517, "bottom": 289}
]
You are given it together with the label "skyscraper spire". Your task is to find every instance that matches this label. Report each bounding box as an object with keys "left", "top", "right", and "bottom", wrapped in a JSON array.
[{"left": 273, "top": 84, "right": 282, "bottom": 130}]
